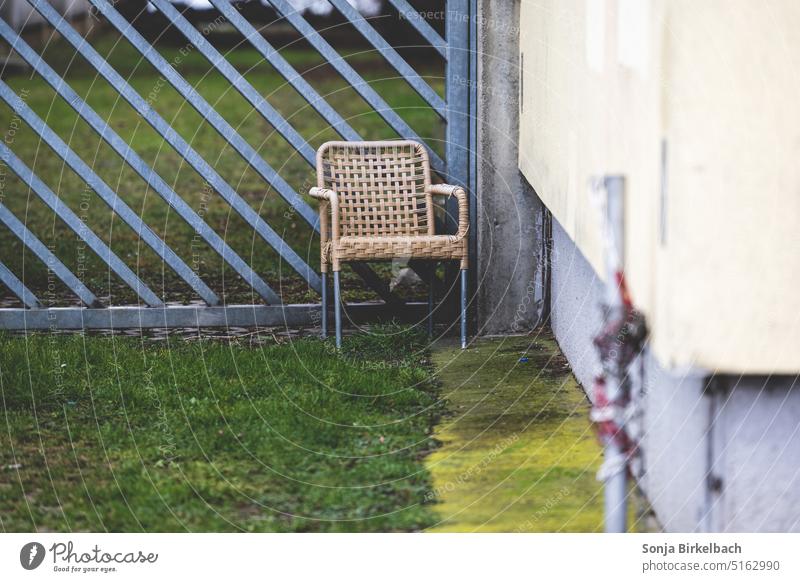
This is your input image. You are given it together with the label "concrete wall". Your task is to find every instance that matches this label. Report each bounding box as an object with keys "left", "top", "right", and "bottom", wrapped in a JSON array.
[
  {"left": 518, "top": 0, "right": 800, "bottom": 373},
  {"left": 710, "top": 375, "right": 800, "bottom": 531},
  {"left": 551, "top": 214, "right": 800, "bottom": 532},
  {"left": 475, "top": 0, "right": 545, "bottom": 334},
  {"left": 551, "top": 215, "right": 706, "bottom": 530},
  {"left": 518, "top": 1, "right": 800, "bottom": 530}
]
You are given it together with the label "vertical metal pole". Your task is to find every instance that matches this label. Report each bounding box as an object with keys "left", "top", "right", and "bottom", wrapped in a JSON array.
[
  {"left": 603, "top": 175, "right": 627, "bottom": 533},
  {"left": 446, "top": 0, "right": 470, "bottom": 191},
  {"left": 604, "top": 176, "right": 625, "bottom": 307},
  {"left": 468, "top": 0, "right": 478, "bottom": 332},
  {"left": 321, "top": 272, "right": 328, "bottom": 339},
  {"left": 604, "top": 441, "right": 628, "bottom": 533},
  {"left": 334, "top": 271, "right": 342, "bottom": 349},
  {"left": 460, "top": 269, "right": 468, "bottom": 349},
  {"left": 446, "top": 0, "right": 471, "bottom": 339}
]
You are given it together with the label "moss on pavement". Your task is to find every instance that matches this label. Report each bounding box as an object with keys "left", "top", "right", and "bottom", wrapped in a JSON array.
[{"left": 425, "top": 331, "right": 605, "bottom": 532}]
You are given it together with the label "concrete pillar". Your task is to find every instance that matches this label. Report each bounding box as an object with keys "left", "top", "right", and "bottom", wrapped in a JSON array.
[{"left": 476, "top": 0, "right": 546, "bottom": 334}]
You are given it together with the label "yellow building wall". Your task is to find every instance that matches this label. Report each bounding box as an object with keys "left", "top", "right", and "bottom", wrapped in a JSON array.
[{"left": 519, "top": 0, "right": 800, "bottom": 373}]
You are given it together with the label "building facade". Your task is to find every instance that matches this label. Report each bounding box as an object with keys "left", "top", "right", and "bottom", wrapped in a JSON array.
[{"left": 478, "top": 0, "right": 800, "bottom": 531}]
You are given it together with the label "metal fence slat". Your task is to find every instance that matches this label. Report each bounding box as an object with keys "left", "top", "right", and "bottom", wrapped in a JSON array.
[
  {"left": 0, "top": 203, "right": 100, "bottom": 307},
  {"left": 0, "top": 304, "right": 319, "bottom": 329},
  {"left": 86, "top": 0, "right": 320, "bottom": 289},
  {"left": 205, "top": 0, "right": 407, "bottom": 304},
  {"left": 26, "top": 1, "right": 297, "bottom": 301},
  {"left": 445, "top": 0, "right": 470, "bottom": 189},
  {"left": 208, "top": 0, "right": 362, "bottom": 142},
  {"left": 327, "top": 0, "right": 446, "bottom": 116},
  {"left": 0, "top": 301, "right": 431, "bottom": 331},
  {"left": 0, "top": 261, "right": 41, "bottom": 309},
  {"left": 6, "top": 9, "right": 393, "bottom": 306},
  {"left": 145, "top": 0, "right": 404, "bottom": 308},
  {"left": 386, "top": 0, "right": 447, "bottom": 59},
  {"left": 0, "top": 82, "right": 220, "bottom": 306},
  {"left": 89, "top": 0, "right": 317, "bottom": 227},
  {"left": 0, "top": 145, "right": 164, "bottom": 307},
  {"left": 0, "top": 20, "right": 279, "bottom": 306},
  {"left": 149, "top": 0, "right": 316, "bottom": 167},
  {"left": 264, "top": 0, "right": 445, "bottom": 173}
]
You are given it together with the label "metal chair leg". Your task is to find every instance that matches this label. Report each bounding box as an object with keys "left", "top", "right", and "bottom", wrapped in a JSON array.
[
  {"left": 460, "top": 268, "right": 467, "bottom": 349},
  {"left": 321, "top": 272, "right": 328, "bottom": 339},
  {"left": 334, "top": 270, "right": 342, "bottom": 349},
  {"left": 427, "top": 264, "right": 435, "bottom": 337}
]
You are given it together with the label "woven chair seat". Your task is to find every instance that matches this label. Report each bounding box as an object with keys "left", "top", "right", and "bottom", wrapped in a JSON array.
[{"left": 333, "top": 234, "right": 466, "bottom": 263}]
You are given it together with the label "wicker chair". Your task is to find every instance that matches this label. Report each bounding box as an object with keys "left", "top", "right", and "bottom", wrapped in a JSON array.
[{"left": 310, "top": 140, "right": 469, "bottom": 348}]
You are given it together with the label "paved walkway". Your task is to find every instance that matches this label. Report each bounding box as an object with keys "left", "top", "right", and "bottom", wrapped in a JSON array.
[{"left": 425, "top": 331, "right": 605, "bottom": 532}]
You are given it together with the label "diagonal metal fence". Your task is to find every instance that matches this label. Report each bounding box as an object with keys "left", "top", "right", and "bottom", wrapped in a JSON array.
[{"left": 0, "top": 0, "right": 475, "bottom": 331}]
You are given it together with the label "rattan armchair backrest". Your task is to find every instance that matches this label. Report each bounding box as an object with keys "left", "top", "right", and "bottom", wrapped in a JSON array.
[{"left": 316, "top": 141, "right": 434, "bottom": 237}]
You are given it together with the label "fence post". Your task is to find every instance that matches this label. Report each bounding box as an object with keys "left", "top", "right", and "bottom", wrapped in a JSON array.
[{"left": 445, "top": 0, "right": 473, "bottom": 329}]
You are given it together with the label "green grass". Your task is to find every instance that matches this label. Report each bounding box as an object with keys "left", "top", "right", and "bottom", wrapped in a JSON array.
[
  {"left": 0, "top": 327, "right": 443, "bottom": 532},
  {"left": 0, "top": 31, "right": 444, "bottom": 305}
]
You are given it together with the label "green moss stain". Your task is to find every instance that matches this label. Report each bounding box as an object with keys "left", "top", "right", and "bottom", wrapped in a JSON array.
[{"left": 425, "top": 331, "right": 605, "bottom": 532}]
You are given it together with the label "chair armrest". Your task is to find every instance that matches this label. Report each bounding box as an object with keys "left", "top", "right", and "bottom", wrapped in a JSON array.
[
  {"left": 309, "top": 187, "right": 340, "bottom": 273},
  {"left": 309, "top": 187, "right": 337, "bottom": 202},
  {"left": 429, "top": 184, "right": 469, "bottom": 239},
  {"left": 429, "top": 184, "right": 461, "bottom": 198}
]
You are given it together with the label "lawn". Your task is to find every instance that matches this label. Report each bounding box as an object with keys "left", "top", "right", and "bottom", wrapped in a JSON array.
[
  {"left": 0, "top": 327, "right": 443, "bottom": 531},
  {"left": 0, "top": 27, "right": 444, "bottom": 306}
]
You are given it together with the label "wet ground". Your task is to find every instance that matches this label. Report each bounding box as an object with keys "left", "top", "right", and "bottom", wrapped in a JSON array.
[{"left": 425, "top": 331, "right": 606, "bottom": 532}]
